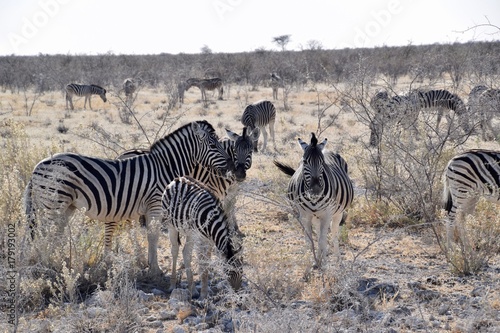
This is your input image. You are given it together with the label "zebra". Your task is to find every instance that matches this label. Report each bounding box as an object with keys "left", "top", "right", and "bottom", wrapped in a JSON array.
[
  {"left": 443, "top": 149, "right": 500, "bottom": 248},
  {"left": 241, "top": 100, "right": 277, "bottom": 152},
  {"left": 24, "top": 120, "right": 235, "bottom": 275},
  {"left": 123, "top": 78, "right": 136, "bottom": 105},
  {"left": 274, "top": 133, "right": 354, "bottom": 270},
  {"left": 185, "top": 77, "right": 224, "bottom": 103},
  {"left": 369, "top": 89, "right": 468, "bottom": 146},
  {"left": 468, "top": 85, "right": 500, "bottom": 140},
  {"left": 162, "top": 176, "right": 243, "bottom": 300},
  {"left": 270, "top": 72, "right": 283, "bottom": 100},
  {"left": 116, "top": 127, "right": 259, "bottom": 235},
  {"left": 65, "top": 83, "right": 107, "bottom": 110},
  {"left": 177, "top": 81, "right": 187, "bottom": 104}
]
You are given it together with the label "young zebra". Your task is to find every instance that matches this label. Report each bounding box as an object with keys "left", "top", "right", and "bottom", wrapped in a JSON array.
[
  {"left": 116, "top": 127, "right": 259, "bottom": 235},
  {"left": 241, "top": 100, "right": 277, "bottom": 152},
  {"left": 369, "top": 89, "right": 468, "bottom": 146},
  {"left": 162, "top": 176, "right": 243, "bottom": 300},
  {"left": 270, "top": 72, "right": 283, "bottom": 100},
  {"left": 274, "top": 133, "right": 354, "bottom": 270},
  {"left": 185, "top": 77, "right": 224, "bottom": 103},
  {"left": 443, "top": 149, "right": 500, "bottom": 247},
  {"left": 123, "top": 78, "right": 136, "bottom": 105},
  {"left": 24, "top": 121, "right": 234, "bottom": 275},
  {"left": 65, "top": 83, "right": 107, "bottom": 110}
]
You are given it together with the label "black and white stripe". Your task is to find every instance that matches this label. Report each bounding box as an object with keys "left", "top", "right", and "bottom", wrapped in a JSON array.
[
  {"left": 117, "top": 127, "right": 258, "bottom": 235},
  {"left": 241, "top": 100, "right": 277, "bottom": 152},
  {"left": 443, "top": 149, "right": 500, "bottom": 246},
  {"left": 24, "top": 121, "right": 234, "bottom": 274},
  {"left": 185, "top": 77, "right": 224, "bottom": 102},
  {"left": 162, "top": 176, "right": 242, "bottom": 299},
  {"left": 369, "top": 89, "right": 467, "bottom": 146},
  {"left": 274, "top": 133, "right": 353, "bottom": 269},
  {"left": 65, "top": 83, "right": 107, "bottom": 110}
]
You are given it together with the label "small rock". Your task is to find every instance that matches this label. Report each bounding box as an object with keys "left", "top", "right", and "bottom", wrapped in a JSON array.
[
  {"left": 138, "top": 290, "right": 154, "bottom": 302},
  {"left": 158, "top": 310, "right": 177, "bottom": 321},
  {"left": 152, "top": 288, "right": 167, "bottom": 296},
  {"left": 170, "top": 288, "right": 191, "bottom": 302}
]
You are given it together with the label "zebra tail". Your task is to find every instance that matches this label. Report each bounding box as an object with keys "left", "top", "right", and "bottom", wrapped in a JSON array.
[
  {"left": 23, "top": 180, "right": 36, "bottom": 239},
  {"left": 273, "top": 160, "right": 295, "bottom": 177},
  {"left": 442, "top": 176, "right": 453, "bottom": 214}
]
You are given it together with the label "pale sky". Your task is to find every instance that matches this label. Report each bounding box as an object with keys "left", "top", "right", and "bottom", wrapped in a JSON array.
[{"left": 1, "top": 0, "right": 499, "bottom": 56}]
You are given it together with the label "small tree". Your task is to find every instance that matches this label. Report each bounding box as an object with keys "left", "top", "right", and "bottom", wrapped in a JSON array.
[{"left": 272, "top": 35, "right": 291, "bottom": 51}]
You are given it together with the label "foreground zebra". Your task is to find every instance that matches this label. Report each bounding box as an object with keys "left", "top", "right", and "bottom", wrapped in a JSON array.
[
  {"left": 274, "top": 133, "right": 353, "bottom": 269},
  {"left": 24, "top": 121, "right": 234, "bottom": 274},
  {"left": 123, "top": 78, "right": 136, "bottom": 105},
  {"left": 162, "top": 176, "right": 243, "bottom": 299},
  {"left": 117, "top": 127, "right": 259, "bottom": 234},
  {"left": 241, "top": 100, "right": 276, "bottom": 152},
  {"left": 468, "top": 85, "right": 500, "bottom": 140},
  {"left": 65, "top": 83, "right": 107, "bottom": 110},
  {"left": 185, "top": 77, "right": 224, "bottom": 103},
  {"left": 369, "top": 89, "right": 468, "bottom": 146},
  {"left": 443, "top": 149, "right": 500, "bottom": 247}
]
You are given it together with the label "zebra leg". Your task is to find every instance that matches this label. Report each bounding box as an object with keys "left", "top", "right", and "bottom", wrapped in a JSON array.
[
  {"left": 182, "top": 235, "right": 198, "bottom": 298},
  {"left": 146, "top": 216, "right": 161, "bottom": 274},
  {"left": 66, "top": 95, "right": 74, "bottom": 110},
  {"left": 103, "top": 222, "right": 117, "bottom": 254},
  {"left": 168, "top": 226, "right": 180, "bottom": 292},
  {"left": 269, "top": 119, "right": 276, "bottom": 150},
  {"left": 329, "top": 210, "right": 344, "bottom": 261},
  {"left": 198, "top": 242, "right": 212, "bottom": 300},
  {"left": 260, "top": 126, "right": 269, "bottom": 152}
]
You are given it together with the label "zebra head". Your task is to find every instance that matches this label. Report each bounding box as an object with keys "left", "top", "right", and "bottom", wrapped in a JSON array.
[
  {"left": 225, "top": 240, "right": 243, "bottom": 292},
  {"left": 192, "top": 121, "right": 235, "bottom": 175},
  {"left": 92, "top": 84, "right": 107, "bottom": 103},
  {"left": 299, "top": 133, "right": 327, "bottom": 198},
  {"left": 225, "top": 127, "right": 259, "bottom": 181}
]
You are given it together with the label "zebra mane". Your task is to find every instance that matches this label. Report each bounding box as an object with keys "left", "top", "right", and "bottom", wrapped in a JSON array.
[
  {"left": 90, "top": 84, "right": 105, "bottom": 90},
  {"left": 310, "top": 133, "right": 318, "bottom": 147},
  {"left": 149, "top": 120, "right": 215, "bottom": 153}
]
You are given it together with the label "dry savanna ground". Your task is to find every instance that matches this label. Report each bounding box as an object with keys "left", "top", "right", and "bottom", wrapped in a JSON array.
[{"left": 1, "top": 80, "right": 500, "bottom": 332}]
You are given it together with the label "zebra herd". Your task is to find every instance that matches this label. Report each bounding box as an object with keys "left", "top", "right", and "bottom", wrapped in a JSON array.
[{"left": 25, "top": 81, "right": 500, "bottom": 299}]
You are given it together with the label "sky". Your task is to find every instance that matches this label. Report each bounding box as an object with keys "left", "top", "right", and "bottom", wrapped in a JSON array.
[{"left": 1, "top": 0, "right": 499, "bottom": 56}]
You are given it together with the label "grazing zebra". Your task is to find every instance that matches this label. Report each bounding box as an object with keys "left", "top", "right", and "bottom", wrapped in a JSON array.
[
  {"left": 468, "top": 85, "right": 500, "bottom": 140},
  {"left": 24, "top": 121, "right": 234, "bottom": 274},
  {"left": 270, "top": 72, "right": 283, "bottom": 100},
  {"left": 274, "top": 133, "right": 354, "bottom": 269},
  {"left": 369, "top": 89, "right": 468, "bottom": 146},
  {"left": 123, "top": 78, "right": 136, "bottom": 105},
  {"left": 241, "top": 100, "right": 277, "bottom": 152},
  {"left": 65, "top": 83, "right": 107, "bottom": 110},
  {"left": 117, "top": 127, "right": 259, "bottom": 235},
  {"left": 162, "top": 176, "right": 243, "bottom": 299},
  {"left": 443, "top": 149, "right": 500, "bottom": 247},
  {"left": 185, "top": 77, "right": 224, "bottom": 103}
]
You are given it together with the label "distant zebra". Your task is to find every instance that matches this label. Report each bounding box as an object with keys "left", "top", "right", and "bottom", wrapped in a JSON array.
[
  {"left": 369, "top": 89, "right": 468, "bottom": 146},
  {"left": 123, "top": 78, "right": 136, "bottom": 105},
  {"left": 443, "top": 149, "right": 500, "bottom": 247},
  {"left": 24, "top": 121, "right": 234, "bottom": 274},
  {"left": 270, "top": 72, "right": 283, "bottom": 100},
  {"left": 185, "top": 77, "right": 224, "bottom": 103},
  {"left": 117, "top": 127, "right": 259, "bottom": 234},
  {"left": 65, "top": 83, "right": 107, "bottom": 110},
  {"left": 177, "top": 81, "right": 187, "bottom": 104},
  {"left": 241, "top": 100, "right": 276, "bottom": 152},
  {"left": 162, "top": 176, "right": 243, "bottom": 299},
  {"left": 274, "top": 133, "right": 354, "bottom": 269},
  {"left": 468, "top": 85, "right": 500, "bottom": 140}
]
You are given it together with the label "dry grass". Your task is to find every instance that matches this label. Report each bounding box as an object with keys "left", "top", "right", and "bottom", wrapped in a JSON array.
[{"left": 1, "top": 81, "right": 500, "bottom": 332}]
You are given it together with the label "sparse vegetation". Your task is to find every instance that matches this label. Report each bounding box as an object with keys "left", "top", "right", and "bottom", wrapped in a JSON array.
[{"left": 1, "top": 42, "right": 500, "bottom": 332}]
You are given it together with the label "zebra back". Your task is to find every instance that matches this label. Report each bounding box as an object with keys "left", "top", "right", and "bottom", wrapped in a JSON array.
[{"left": 241, "top": 100, "right": 277, "bottom": 129}]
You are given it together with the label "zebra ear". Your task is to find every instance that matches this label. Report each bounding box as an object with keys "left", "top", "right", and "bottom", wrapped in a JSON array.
[
  {"left": 318, "top": 138, "right": 328, "bottom": 151},
  {"left": 298, "top": 138, "right": 308, "bottom": 151},
  {"left": 225, "top": 128, "right": 239, "bottom": 141},
  {"left": 191, "top": 121, "right": 204, "bottom": 137}
]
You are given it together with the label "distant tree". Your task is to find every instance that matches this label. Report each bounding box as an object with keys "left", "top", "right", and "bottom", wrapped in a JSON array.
[
  {"left": 201, "top": 45, "right": 212, "bottom": 54},
  {"left": 272, "top": 35, "right": 291, "bottom": 51},
  {"left": 306, "top": 39, "right": 323, "bottom": 51}
]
